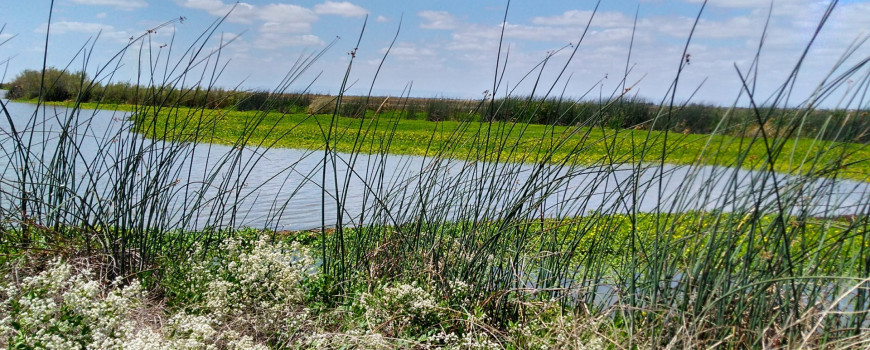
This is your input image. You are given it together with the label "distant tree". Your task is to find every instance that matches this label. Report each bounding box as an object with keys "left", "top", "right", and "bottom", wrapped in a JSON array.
[{"left": 6, "top": 67, "right": 89, "bottom": 101}]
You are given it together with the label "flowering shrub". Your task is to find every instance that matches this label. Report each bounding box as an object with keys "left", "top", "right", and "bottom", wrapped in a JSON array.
[
  {"left": 0, "top": 233, "right": 316, "bottom": 349},
  {"left": 359, "top": 281, "right": 440, "bottom": 336},
  {"left": 0, "top": 259, "right": 143, "bottom": 349},
  {"left": 122, "top": 311, "right": 267, "bottom": 350},
  {"left": 160, "top": 235, "right": 315, "bottom": 345},
  {"left": 427, "top": 330, "right": 501, "bottom": 349},
  {"left": 300, "top": 329, "right": 402, "bottom": 349},
  {"left": 0, "top": 236, "right": 615, "bottom": 349},
  {"left": 505, "top": 303, "right": 606, "bottom": 350},
  {"left": 202, "top": 236, "right": 314, "bottom": 340}
]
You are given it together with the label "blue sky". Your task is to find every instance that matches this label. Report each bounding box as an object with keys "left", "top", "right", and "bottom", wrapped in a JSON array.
[{"left": 1, "top": 0, "right": 868, "bottom": 107}]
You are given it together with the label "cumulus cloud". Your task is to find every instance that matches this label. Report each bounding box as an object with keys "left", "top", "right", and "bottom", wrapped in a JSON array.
[
  {"left": 258, "top": 4, "right": 318, "bottom": 33},
  {"left": 313, "top": 1, "right": 368, "bottom": 17},
  {"left": 35, "top": 21, "right": 131, "bottom": 41},
  {"left": 684, "top": 0, "right": 826, "bottom": 20},
  {"left": 686, "top": 0, "right": 767, "bottom": 7},
  {"left": 685, "top": 0, "right": 815, "bottom": 9},
  {"left": 531, "top": 10, "right": 631, "bottom": 28},
  {"left": 638, "top": 14, "right": 766, "bottom": 40},
  {"left": 381, "top": 42, "right": 439, "bottom": 61},
  {"left": 179, "top": 0, "right": 324, "bottom": 47},
  {"left": 70, "top": 0, "right": 146, "bottom": 10},
  {"left": 419, "top": 10, "right": 459, "bottom": 30},
  {"left": 178, "top": 0, "right": 260, "bottom": 22},
  {"left": 254, "top": 33, "right": 324, "bottom": 49},
  {"left": 177, "top": 0, "right": 867, "bottom": 105},
  {"left": 177, "top": 0, "right": 224, "bottom": 13}
]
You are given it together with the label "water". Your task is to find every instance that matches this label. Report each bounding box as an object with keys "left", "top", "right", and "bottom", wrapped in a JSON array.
[{"left": 1, "top": 99, "right": 868, "bottom": 231}]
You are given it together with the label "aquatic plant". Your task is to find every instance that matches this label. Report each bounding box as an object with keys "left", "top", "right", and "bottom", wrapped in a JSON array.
[{"left": 1, "top": 0, "right": 869, "bottom": 348}]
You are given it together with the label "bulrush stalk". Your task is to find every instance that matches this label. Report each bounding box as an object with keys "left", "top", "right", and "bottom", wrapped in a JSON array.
[{"left": 1, "top": 1, "right": 869, "bottom": 348}]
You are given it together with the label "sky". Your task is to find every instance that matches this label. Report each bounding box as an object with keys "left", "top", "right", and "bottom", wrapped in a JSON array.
[{"left": 1, "top": 0, "right": 869, "bottom": 108}]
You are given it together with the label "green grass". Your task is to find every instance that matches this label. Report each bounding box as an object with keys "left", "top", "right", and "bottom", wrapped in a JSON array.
[
  {"left": 23, "top": 98, "right": 141, "bottom": 112},
  {"left": 4, "top": 211, "right": 868, "bottom": 348},
  {"left": 5, "top": 1, "right": 870, "bottom": 347},
  {"left": 116, "top": 103, "right": 870, "bottom": 182},
  {"left": 305, "top": 212, "right": 867, "bottom": 276},
  {"left": 27, "top": 98, "right": 870, "bottom": 182}
]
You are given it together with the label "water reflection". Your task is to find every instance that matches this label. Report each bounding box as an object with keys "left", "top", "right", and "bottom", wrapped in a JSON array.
[{"left": 1, "top": 100, "right": 867, "bottom": 231}]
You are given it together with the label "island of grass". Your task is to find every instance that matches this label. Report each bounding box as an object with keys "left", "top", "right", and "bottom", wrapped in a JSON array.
[
  {"left": 4, "top": 4, "right": 870, "bottom": 346},
  {"left": 31, "top": 97, "right": 865, "bottom": 182}
]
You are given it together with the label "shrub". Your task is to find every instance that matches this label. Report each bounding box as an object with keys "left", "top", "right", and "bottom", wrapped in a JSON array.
[
  {"left": 671, "top": 103, "right": 721, "bottom": 133},
  {"left": 359, "top": 282, "right": 440, "bottom": 335},
  {"left": 610, "top": 96, "right": 653, "bottom": 128},
  {"left": 163, "top": 234, "right": 314, "bottom": 345},
  {"left": 0, "top": 238, "right": 300, "bottom": 349},
  {"left": 425, "top": 98, "right": 453, "bottom": 121},
  {"left": 5, "top": 68, "right": 88, "bottom": 101},
  {"left": 235, "top": 91, "right": 272, "bottom": 111},
  {"left": 339, "top": 97, "right": 368, "bottom": 118},
  {"left": 0, "top": 259, "right": 144, "bottom": 349}
]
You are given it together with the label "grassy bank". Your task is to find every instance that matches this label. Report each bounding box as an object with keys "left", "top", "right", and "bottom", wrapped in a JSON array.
[
  {"left": 125, "top": 104, "right": 870, "bottom": 181},
  {"left": 22, "top": 95, "right": 870, "bottom": 182},
  {"left": 10, "top": 72, "right": 870, "bottom": 144},
  {"left": 3, "top": 1, "right": 870, "bottom": 349},
  {"left": 3, "top": 210, "right": 868, "bottom": 348}
]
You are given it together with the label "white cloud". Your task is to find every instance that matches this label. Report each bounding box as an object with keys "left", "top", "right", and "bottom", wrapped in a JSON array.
[
  {"left": 45, "top": 21, "right": 107, "bottom": 34},
  {"left": 442, "top": 21, "right": 642, "bottom": 54},
  {"left": 684, "top": 0, "right": 826, "bottom": 20},
  {"left": 254, "top": 33, "right": 323, "bottom": 48},
  {"left": 259, "top": 4, "right": 318, "bottom": 33},
  {"left": 95, "top": 12, "right": 107, "bottom": 19},
  {"left": 419, "top": 10, "right": 459, "bottom": 30},
  {"left": 260, "top": 21, "right": 312, "bottom": 35},
  {"left": 313, "top": 1, "right": 368, "bottom": 17},
  {"left": 826, "top": 3, "right": 870, "bottom": 43},
  {"left": 686, "top": 0, "right": 767, "bottom": 7},
  {"left": 446, "top": 30, "right": 496, "bottom": 53},
  {"left": 173, "top": 0, "right": 867, "bottom": 106},
  {"left": 531, "top": 10, "right": 631, "bottom": 28},
  {"left": 381, "top": 42, "right": 439, "bottom": 61},
  {"left": 694, "top": 16, "right": 766, "bottom": 39},
  {"left": 638, "top": 15, "right": 765, "bottom": 40},
  {"left": 178, "top": 0, "right": 259, "bottom": 22},
  {"left": 254, "top": 5, "right": 322, "bottom": 46},
  {"left": 70, "top": 0, "right": 146, "bottom": 10},
  {"left": 179, "top": 0, "right": 322, "bottom": 48},
  {"left": 36, "top": 21, "right": 130, "bottom": 41},
  {"left": 177, "top": 0, "right": 226, "bottom": 13}
]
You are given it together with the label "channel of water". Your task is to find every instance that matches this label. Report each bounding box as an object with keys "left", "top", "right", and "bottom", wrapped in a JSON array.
[{"left": 1, "top": 98, "right": 868, "bottom": 231}]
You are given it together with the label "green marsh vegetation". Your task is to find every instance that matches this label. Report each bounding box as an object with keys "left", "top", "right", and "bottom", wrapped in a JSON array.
[
  {"left": 124, "top": 102, "right": 870, "bottom": 181},
  {"left": 17, "top": 78, "right": 870, "bottom": 181},
  {"left": 2, "top": 1, "right": 870, "bottom": 349}
]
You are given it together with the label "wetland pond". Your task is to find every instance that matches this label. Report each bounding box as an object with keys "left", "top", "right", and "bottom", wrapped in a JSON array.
[{"left": 2, "top": 98, "right": 868, "bottom": 231}]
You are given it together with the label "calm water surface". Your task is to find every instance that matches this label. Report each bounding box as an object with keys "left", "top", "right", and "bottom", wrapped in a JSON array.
[{"left": 2, "top": 99, "right": 867, "bottom": 231}]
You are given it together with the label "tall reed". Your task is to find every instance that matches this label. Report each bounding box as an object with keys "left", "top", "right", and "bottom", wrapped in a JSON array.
[
  {"left": 0, "top": 6, "right": 335, "bottom": 280},
  {"left": 1, "top": 0, "right": 868, "bottom": 347},
  {"left": 310, "top": 1, "right": 870, "bottom": 347}
]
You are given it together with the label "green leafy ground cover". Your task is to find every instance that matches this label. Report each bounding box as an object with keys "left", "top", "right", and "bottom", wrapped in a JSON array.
[
  {"left": 28, "top": 99, "right": 868, "bottom": 182},
  {"left": 39, "top": 101, "right": 857, "bottom": 182},
  {"left": 2, "top": 211, "right": 867, "bottom": 349},
  {"left": 6, "top": 2, "right": 869, "bottom": 346}
]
